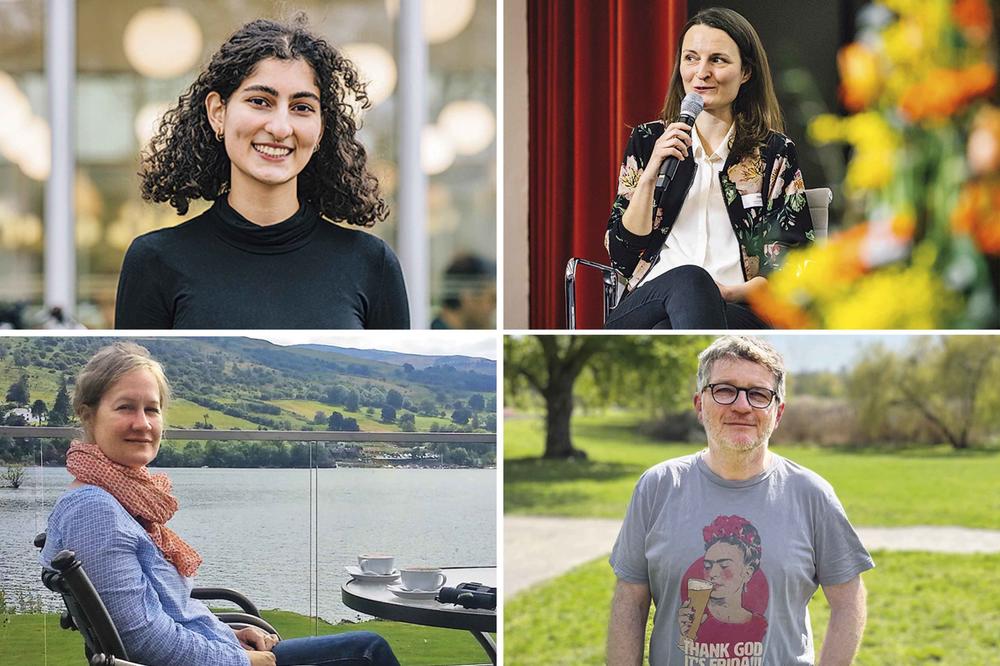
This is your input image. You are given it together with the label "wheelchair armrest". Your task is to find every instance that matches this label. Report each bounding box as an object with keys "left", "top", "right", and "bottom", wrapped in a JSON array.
[
  {"left": 90, "top": 655, "right": 145, "bottom": 666},
  {"left": 564, "top": 257, "right": 620, "bottom": 329},
  {"left": 191, "top": 587, "right": 262, "bottom": 617},
  {"left": 215, "top": 612, "right": 281, "bottom": 636}
]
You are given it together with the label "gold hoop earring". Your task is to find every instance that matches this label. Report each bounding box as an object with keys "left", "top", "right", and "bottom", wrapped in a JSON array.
[{"left": 216, "top": 129, "right": 224, "bottom": 142}]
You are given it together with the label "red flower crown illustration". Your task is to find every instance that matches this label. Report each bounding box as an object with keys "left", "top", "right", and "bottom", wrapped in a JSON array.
[{"left": 703, "top": 515, "right": 760, "bottom": 550}]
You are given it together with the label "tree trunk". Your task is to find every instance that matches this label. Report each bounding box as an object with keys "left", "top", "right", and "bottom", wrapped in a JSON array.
[{"left": 543, "top": 374, "right": 586, "bottom": 459}]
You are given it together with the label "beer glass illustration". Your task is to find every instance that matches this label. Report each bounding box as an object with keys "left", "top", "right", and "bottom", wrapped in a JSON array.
[{"left": 685, "top": 578, "right": 713, "bottom": 639}]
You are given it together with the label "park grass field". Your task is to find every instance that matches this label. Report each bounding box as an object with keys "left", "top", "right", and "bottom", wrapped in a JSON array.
[
  {"left": 504, "top": 414, "right": 1000, "bottom": 529},
  {"left": 503, "top": 550, "right": 1000, "bottom": 665},
  {"left": 0, "top": 610, "right": 487, "bottom": 665},
  {"left": 504, "top": 412, "right": 1000, "bottom": 663}
]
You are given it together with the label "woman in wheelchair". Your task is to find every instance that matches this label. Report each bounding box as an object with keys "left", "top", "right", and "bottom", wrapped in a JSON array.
[
  {"left": 40, "top": 343, "right": 400, "bottom": 666},
  {"left": 604, "top": 7, "right": 814, "bottom": 329}
]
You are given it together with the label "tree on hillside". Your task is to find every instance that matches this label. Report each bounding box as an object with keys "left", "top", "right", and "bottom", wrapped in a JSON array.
[
  {"left": 325, "top": 384, "right": 345, "bottom": 405},
  {"left": 468, "top": 393, "right": 485, "bottom": 412},
  {"left": 399, "top": 412, "right": 416, "bottom": 432},
  {"left": 381, "top": 406, "right": 397, "bottom": 423},
  {"left": 451, "top": 407, "right": 471, "bottom": 425},
  {"left": 31, "top": 399, "right": 47, "bottom": 419},
  {"left": 386, "top": 389, "right": 404, "bottom": 408},
  {"left": 49, "top": 377, "right": 72, "bottom": 425},
  {"left": 505, "top": 336, "right": 709, "bottom": 459},
  {"left": 345, "top": 389, "right": 360, "bottom": 412},
  {"left": 5, "top": 374, "right": 29, "bottom": 405}
]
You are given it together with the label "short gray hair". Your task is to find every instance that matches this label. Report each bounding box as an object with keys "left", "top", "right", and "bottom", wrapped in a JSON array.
[{"left": 696, "top": 336, "right": 785, "bottom": 401}]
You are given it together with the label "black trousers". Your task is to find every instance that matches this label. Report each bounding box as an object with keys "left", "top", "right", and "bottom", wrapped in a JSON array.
[{"left": 603, "top": 265, "right": 769, "bottom": 330}]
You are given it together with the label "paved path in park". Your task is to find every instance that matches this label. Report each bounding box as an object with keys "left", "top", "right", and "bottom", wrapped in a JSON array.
[{"left": 503, "top": 516, "right": 1000, "bottom": 598}]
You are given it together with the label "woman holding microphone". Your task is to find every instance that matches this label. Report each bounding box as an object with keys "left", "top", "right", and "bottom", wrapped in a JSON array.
[{"left": 604, "top": 7, "right": 813, "bottom": 329}]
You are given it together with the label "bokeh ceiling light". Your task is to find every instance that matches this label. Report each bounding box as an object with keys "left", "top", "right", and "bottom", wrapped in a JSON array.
[
  {"left": 134, "top": 102, "right": 170, "bottom": 147},
  {"left": 15, "top": 117, "right": 51, "bottom": 181},
  {"left": 0, "top": 71, "right": 33, "bottom": 147},
  {"left": 421, "top": 125, "right": 455, "bottom": 175},
  {"left": 341, "top": 42, "right": 397, "bottom": 110},
  {"left": 437, "top": 100, "right": 495, "bottom": 155},
  {"left": 123, "top": 7, "right": 203, "bottom": 79},
  {"left": 385, "top": 0, "right": 476, "bottom": 44}
]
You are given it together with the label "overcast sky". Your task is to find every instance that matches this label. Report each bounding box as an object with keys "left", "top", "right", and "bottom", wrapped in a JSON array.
[
  {"left": 765, "top": 333, "right": 932, "bottom": 372},
  {"left": 259, "top": 331, "right": 498, "bottom": 360}
]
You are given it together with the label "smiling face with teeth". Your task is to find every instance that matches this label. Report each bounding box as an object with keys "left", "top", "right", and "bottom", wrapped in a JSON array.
[{"left": 205, "top": 57, "right": 324, "bottom": 219}]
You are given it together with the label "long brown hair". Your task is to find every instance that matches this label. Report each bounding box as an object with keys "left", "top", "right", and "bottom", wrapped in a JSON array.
[{"left": 659, "top": 7, "right": 783, "bottom": 162}]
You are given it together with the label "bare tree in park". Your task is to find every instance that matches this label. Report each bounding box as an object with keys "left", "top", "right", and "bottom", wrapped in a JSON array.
[{"left": 848, "top": 336, "right": 1000, "bottom": 450}]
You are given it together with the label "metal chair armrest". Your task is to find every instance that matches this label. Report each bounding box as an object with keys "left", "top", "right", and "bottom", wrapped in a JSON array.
[
  {"left": 215, "top": 612, "right": 280, "bottom": 636},
  {"left": 191, "top": 587, "right": 262, "bottom": 617},
  {"left": 90, "top": 655, "right": 145, "bottom": 666},
  {"left": 565, "top": 258, "right": 620, "bottom": 329}
]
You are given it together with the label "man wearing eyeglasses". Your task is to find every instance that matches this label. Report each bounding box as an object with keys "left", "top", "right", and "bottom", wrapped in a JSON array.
[{"left": 607, "top": 336, "right": 873, "bottom": 666}]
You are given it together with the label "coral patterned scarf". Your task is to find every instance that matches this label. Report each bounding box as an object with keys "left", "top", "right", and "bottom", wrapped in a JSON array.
[{"left": 66, "top": 440, "right": 202, "bottom": 577}]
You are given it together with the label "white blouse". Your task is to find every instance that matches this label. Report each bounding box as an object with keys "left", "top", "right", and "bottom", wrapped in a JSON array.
[{"left": 638, "top": 121, "right": 745, "bottom": 289}]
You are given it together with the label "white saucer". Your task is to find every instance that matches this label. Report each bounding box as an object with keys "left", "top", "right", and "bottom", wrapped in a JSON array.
[
  {"left": 346, "top": 565, "right": 400, "bottom": 582},
  {"left": 386, "top": 584, "right": 441, "bottom": 600}
]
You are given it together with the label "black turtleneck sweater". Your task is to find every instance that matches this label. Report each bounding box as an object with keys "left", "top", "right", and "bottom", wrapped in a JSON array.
[{"left": 114, "top": 199, "right": 409, "bottom": 329}]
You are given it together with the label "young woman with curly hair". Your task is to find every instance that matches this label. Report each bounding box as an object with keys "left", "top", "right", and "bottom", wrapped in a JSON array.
[{"left": 115, "top": 17, "right": 409, "bottom": 329}]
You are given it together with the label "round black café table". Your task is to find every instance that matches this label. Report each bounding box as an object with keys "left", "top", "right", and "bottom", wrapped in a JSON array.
[{"left": 341, "top": 566, "right": 496, "bottom": 665}]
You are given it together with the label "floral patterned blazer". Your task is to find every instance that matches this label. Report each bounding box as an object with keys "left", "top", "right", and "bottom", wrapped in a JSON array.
[{"left": 606, "top": 121, "right": 815, "bottom": 292}]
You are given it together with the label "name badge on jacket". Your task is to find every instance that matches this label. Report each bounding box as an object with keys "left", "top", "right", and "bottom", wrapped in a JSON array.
[{"left": 741, "top": 193, "right": 763, "bottom": 209}]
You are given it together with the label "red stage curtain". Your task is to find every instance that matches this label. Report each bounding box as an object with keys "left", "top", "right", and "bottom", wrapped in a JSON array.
[{"left": 528, "top": 0, "right": 687, "bottom": 329}]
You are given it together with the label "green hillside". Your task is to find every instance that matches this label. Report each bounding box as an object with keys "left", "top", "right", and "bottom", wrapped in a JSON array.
[{"left": 0, "top": 337, "right": 496, "bottom": 467}]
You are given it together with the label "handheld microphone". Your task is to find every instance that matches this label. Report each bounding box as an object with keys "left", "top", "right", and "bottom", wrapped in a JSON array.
[{"left": 656, "top": 93, "right": 704, "bottom": 189}]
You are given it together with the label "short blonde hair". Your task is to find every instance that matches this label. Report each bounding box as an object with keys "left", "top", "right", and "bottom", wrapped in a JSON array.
[
  {"left": 696, "top": 336, "right": 785, "bottom": 401},
  {"left": 73, "top": 342, "right": 171, "bottom": 427}
]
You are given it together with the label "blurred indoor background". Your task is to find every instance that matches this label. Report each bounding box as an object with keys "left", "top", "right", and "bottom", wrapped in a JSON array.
[{"left": 0, "top": 0, "right": 496, "bottom": 328}]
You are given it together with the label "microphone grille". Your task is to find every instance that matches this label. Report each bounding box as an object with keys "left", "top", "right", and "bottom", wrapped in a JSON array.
[{"left": 680, "top": 93, "right": 704, "bottom": 118}]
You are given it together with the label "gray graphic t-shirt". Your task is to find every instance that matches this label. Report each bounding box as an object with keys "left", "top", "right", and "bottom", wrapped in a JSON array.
[{"left": 610, "top": 452, "right": 873, "bottom": 665}]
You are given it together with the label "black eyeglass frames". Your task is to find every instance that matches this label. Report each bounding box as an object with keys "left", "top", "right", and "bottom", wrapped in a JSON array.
[{"left": 704, "top": 383, "right": 777, "bottom": 409}]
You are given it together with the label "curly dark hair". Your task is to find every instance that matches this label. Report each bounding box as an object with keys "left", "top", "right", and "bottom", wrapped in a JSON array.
[{"left": 139, "top": 15, "right": 387, "bottom": 226}]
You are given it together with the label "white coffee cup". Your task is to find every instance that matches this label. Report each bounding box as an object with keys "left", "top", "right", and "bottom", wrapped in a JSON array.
[
  {"left": 358, "top": 554, "right": 395, "bottom": 575},
  {"left": 400, "top": 567, "right": 447, "bottom": 591}
]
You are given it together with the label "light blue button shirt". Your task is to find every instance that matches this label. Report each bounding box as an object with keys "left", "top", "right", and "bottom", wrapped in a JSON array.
[{"left": 41, "top": 485, "right": 250, "bottom": 666}]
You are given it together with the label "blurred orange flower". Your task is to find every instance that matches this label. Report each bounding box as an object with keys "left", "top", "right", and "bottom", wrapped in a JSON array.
[
  {"left": 953, "top": 0, "right": 993, "bottom": 44},
  {"left": 747, "top": 286, "right": 815, "bottom": 329},
  {"left": 951, "top": 179, "right": 1000, "bottom": 254},
  {"left": 899, "top": 63, "right": 997, "bottom": 121},
  {"left": 838, "top": 43, "right": 881, "bottom": 112}
]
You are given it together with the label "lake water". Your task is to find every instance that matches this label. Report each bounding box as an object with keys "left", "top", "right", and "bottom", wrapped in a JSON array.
[{"left": 0, "top": 466, "right": 496, "bottom": 623}]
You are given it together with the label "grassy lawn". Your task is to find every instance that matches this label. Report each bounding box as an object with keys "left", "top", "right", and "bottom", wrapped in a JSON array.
[
  {"left": 503, "top": 551, "right": 1000, "bottom": 665},
  {"left": 504, "top": 414, "right": 1000, "bottom": 529},
  {"left": 0, "top": 610, "right": 488, "bottom": 665}
]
